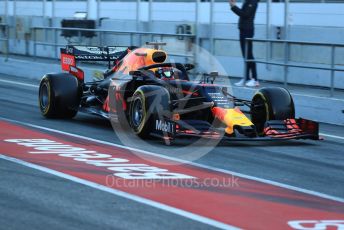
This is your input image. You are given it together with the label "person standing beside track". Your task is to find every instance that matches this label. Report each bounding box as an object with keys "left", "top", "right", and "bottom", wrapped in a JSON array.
[{"left": 229, "top": 0, "right": 259, "bottom": 87}]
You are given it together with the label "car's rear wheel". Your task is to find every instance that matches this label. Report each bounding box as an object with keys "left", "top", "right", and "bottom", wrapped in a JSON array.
[
  {"left": 250, "top": 87, "right": 295, "bottom": 134},
  {"left": 39, "top": 73, "right": 81, "bottom": 118},
  {"left": 39, "top": 80, "right": 50, "bottom": 112}
]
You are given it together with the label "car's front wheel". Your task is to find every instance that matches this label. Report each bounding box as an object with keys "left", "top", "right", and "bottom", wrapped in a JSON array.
[
  {"left": 129, "top": 90, "right": 152, "bottom": 138},
  {"left": 250, "top": 87, "right": 295, "bottom": 134}
]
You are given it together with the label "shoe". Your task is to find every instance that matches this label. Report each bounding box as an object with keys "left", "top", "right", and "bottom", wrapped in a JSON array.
[
  {"left": 245, "top": 79, "right": 259, "bottom": 87},
  {"left": 234, "top": 79, "right": 245, "bottom": 87}
]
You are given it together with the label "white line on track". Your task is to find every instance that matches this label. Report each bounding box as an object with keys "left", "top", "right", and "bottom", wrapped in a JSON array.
[
  {"left": 1, "top": 116, "right": 344, "bottom": 204},
  {"left": 2, "top": 78, "right": 344, "bottom": 102},
  {"left": 0, "top": 79, "right": 39, "bottom": 88},
  {"left": 320, "top": 133, "right": 344, "bottom": 141},
  {"left": 0, "top": 154, "right": 240, "bottom": 230}
]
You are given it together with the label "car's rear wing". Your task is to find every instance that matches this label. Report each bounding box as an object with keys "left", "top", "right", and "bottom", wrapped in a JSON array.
[
  {"left": 60, "top": 45, "right": 136, "bottom": 81},
  {"left": 60, "top": 45, "right": 135, "bottom": 70},
  {"left": 61, "top": 45, "right": 132, "bottom": 61}
]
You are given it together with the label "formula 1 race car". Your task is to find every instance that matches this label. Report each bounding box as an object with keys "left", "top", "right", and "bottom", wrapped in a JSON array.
[{"left": 38, "top": 43, "right": 320, "bottom": 142}]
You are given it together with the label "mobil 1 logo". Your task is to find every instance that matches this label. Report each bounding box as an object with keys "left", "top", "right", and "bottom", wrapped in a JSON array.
[{"left": 155, "top": 119, "right": 175, "bottom": 135}]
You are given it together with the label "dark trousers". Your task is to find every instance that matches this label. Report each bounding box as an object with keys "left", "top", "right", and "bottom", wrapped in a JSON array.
[{"left": 239, "top": 29, "right": 257, "bottom": 81}]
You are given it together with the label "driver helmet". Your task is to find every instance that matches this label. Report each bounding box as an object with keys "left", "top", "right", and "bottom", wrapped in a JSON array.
[{"left": 155, "top": 67, "right": 175, "bottom": 80}]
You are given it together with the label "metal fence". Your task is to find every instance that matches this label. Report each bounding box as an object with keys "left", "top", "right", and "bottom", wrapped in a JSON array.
[
  {"left": 2, "top": 24, "right": 344, "bottom": 96},
  {"left": 0, "top": 0, "right": 296, "bottom": 40},
  {"left": 244, "top": 38, "right": 344, "bottom": 96},
  {"left": 0, "top": 23, "right": 9, "bottom": 60},
  {"left": 2, "top": 0, "right": 343, "bottom": 49}
]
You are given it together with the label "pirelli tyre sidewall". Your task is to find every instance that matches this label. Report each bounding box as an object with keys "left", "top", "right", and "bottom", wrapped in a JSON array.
[
  {"left": 251, "top": 87, "right": 295, "bottom": 134},
  {"left": 39, "top": 73, "right": 81, "bottom": 118},
  {"left": 129, "top": 85, "right": 171, "bottom": 139}
]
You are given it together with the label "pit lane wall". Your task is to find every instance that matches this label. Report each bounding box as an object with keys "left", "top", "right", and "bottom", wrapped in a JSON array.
[{"left": 0, "top": 55, "right": 343, "bottom": 126}]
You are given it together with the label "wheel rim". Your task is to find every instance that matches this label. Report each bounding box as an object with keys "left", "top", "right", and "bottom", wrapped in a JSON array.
[
  {"left": 40, "top": 82, "right": 49, "bottom": 110},
  {"left": 131, "top": 97, "right": 144, "bottom": 128}
]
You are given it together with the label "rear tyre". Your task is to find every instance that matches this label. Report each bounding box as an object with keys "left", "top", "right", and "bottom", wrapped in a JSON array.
[
  {"left": 39, "top": 73, "right": 81, "bottom": 118},
  {"left": 250, "top": 87, "right": 295, "bottom": 134}
]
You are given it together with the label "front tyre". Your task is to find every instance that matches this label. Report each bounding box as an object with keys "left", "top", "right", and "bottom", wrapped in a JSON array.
[
  {"left": 129, "top": 91, "right": 151, "bottom": 138},
  {"left": 128, "top": 86, "right": 171, "bottom": 139},
  {"left": 251, "top": 87, "right": 295, "bottom": 134}
]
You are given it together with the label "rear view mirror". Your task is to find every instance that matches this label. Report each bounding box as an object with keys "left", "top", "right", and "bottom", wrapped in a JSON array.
[
  {"left": 129, "top": 70, "right": 154, "bottom": 81},
  {"left": 184, "top": 63, "right": 195, "bottom": 71},
  {"left": 129, "top": 70, "right": 142, "bottom": 76}
]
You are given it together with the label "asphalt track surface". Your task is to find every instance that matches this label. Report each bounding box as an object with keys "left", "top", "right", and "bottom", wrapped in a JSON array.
[{"left": 0, "top": 74, "right": 344, "bottom": 229}]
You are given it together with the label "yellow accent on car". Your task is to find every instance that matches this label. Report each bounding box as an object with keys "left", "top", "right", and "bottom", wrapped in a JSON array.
[
  {"left": 41, "top": 80, "right": 51, "bottom": 115},
  {"left": 134, "top": 89, "right": 147, "bottom": 134},
  {"left": 223, "top": 108, "right": 253, "bottom": 135},
  {"left": 93, "top": 70, "right": 104, "bottom": 80}
]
